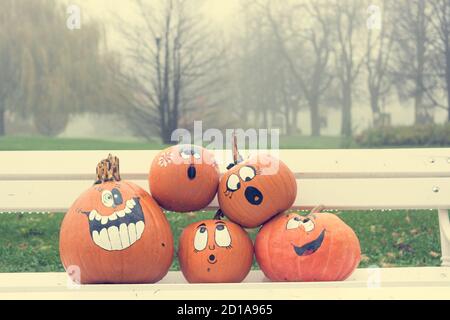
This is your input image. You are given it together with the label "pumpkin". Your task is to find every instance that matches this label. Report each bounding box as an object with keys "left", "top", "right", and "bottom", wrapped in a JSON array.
[
  {"left": 149, "top": 144, "right": 220, "bottom": 212},
  {"left": 178, "top": 217, "right": 254, "bottom": 283},
  {"left": 218, "top": 153, "right": 297, "bottom": 228},
  {"left": 255, "top": 207, "right": 361, "bottom": 282},
  {"left": 59, "top": 154, "right": 174, "bottom": 284}
]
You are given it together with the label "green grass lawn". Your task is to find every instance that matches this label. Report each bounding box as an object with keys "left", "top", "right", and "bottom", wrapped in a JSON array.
[
  {"left": 0, "top": 210, "right": 441, "bottom": 273},
  {"left": 0, "top": 134, "right": 355, "bottom": 150}
]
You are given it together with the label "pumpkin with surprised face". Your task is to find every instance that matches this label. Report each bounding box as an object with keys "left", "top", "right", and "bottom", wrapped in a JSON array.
[
  {"left": 218, "top": 153, "right": 297, "bottom": 228},
  {"left": 178, "top": 219, "right": 254, "bottom": 283},
  {"left": 255, "top": 209, "right": 361, "bottom": 282},
  {"left": 149, "top": 144, "right": 219, "bottom": 212},
  {"left": 59, "top": 154, "right": 174, "bottom": 284}
]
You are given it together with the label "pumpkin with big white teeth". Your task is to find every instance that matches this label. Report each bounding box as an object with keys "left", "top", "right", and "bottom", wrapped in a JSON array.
[{"left": 59, "top": 154, "right": 174, "bottom": 284}]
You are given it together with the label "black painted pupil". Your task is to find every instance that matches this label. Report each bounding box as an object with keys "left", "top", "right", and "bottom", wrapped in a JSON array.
[
  {"left": 200, "top": 227, "right": 206, "bottom": 233},
  {"left": 216, "top": 224, "right": 225, "bottom": 231},
  {"left": 294, "top": 217, "right": 301, "bottom": 221},
  {"left": 245, "top": 177, "right": 251, "bottom": 182},
  {"left": 111, "top": 188, "right": 123, "bottom": 205},
  {"left": 237, "top": 182, "right": 241, "bottom": 189}
]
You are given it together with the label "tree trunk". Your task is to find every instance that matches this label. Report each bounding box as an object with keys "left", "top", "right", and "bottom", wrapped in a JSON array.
[
  {"left": 341, "top": 86, "right": 352, "bottom": 137},
  {"left": 310, "top": 100, "right": 320, "bottom": 137},
  {"left": 0, "top": 108, "right": 5, "bottom": 136},
  {"left": 370, "top": 93, "right": 380, "bottom": 127}
]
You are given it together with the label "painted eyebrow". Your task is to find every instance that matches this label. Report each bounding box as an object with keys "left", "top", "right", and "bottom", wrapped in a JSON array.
[
  {"left": 214, "top": 221, "right": 225, "bottom": 225},
  {"left": 197, "top": 223, "right": 206, "bottom": 228}
]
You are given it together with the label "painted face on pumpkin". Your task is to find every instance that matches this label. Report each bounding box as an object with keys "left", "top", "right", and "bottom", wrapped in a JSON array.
[
  {"left": 149, "top": 144, "right": 220, "bottom": 212},
  {"left": 218, "top": 154, "right": 297, "bottom": 228},
  {"left": 80, "top": 183, "right": 146, "bottom": 251},
  {"left": 178, "top": 219, "right": 254, "bottom": 283},
  {"left": 255, "top": 211, "right": 361, "bottom": 282},
  {"left": 285, "top": 214, "right": 325, "bottom": 256},
  {"left": 192, "top": 221, "right": 233, "bottom": 266}
]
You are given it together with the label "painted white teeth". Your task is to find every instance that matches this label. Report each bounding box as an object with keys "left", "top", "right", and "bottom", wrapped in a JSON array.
[
  {"left": 128, "top": 223, "right": 137, "bottom": 244},
  {"left": 108, "top": 226, "right": 122, "bottom": 250},
  {"left": 136, "top": 221, "right": 145, "bottom": 240},
  {"left": 126, "top": 200, "right": 135, "bottom": 209},
  {"left": 92, "top": 222, "right": 145, "bottom": 251},
  {"left": 117, "top": 210, "right": 125, "bottom": 218},
  {"left": 119, "top": 223, "right": 130, "bottom": 248},
  {"left": 89, "top": 210, "right": 96, "bottom": 221},
  {"left": 124, "top": 207, "right": 131, "bottom": 214},
  {"left": 95, "top": 212, "right": 102, "bottom": 221},
  {"left": 101, "top": 216, "right": 109, "bottom": 225},
  {"left": 99, "top": 228, "right": 112, "bottom": 250},
  {"left": 109, "top": 213, "right": 118, "bottom": 221}
]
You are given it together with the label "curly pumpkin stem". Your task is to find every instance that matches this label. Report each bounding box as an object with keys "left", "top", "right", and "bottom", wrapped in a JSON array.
[
  {"left": 214, "top": 209, "right": 224, "bottom": 220},
  {"left": 95, "top": 153, "right": 121, "bottom": 184}
]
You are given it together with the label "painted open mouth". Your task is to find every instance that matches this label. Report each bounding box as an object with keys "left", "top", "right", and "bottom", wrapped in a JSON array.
[
  {"left": 292, "top": 230, "right": 325, "bottom": 256},
  {"left": 84, "top": 197, "right": 145, "bottom": 251},
  {"left": 187, "top": 165, "right": 196, "bottom": 180},
  {"left": 245, "top": 186, "right": 263, "bottom": 205},
  {"left": 208, "top": 254, "right": 217, "bottom": 264}
]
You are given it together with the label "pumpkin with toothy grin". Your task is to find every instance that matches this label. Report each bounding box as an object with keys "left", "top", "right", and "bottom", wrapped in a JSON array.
[
  {"left": 59, "top": 154, "right": 174, "bottom": 284},
  {"left": 85, "top": 197, "right": 145, "bottom": 251}
]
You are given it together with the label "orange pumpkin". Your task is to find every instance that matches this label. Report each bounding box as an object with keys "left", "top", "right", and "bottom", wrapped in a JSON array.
[
  {"left": 149, "top": 144, "right": 220, "bottom": 212},
  {"left": 178, "top": 218, "right": 254, "bottom": 283},
  {"left": 255, "top": 208, "right": 361, "bottom": 282},
  {"left": 218, "top": 153, "right": 297, "bottom": 228},
  {"left": 59, "top": 154, "right": 174, "bottom": 284}
]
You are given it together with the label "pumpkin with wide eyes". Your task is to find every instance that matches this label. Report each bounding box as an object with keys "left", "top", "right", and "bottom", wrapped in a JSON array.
[
  {"left": 178, "top": 219, "right": 254, "bottom": 283},
  {"left": 59, "top": 154, "right": 174, "bottom": 284},
  {"left": 218, "top": 153, "right": 297, "bottom": 228},
  {"left": 149, "top": 144, "right": 220, "bottom": 212},
  {"left": 255, "top": 210, "right": 361, "bottom": 282}
]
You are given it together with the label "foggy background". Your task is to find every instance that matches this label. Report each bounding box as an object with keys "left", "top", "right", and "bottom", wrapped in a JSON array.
[{"left": 2, "top": 0, "right": 450, "bottom": 147}]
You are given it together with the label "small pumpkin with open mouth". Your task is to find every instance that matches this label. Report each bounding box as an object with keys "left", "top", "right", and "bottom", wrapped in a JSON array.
[
  {"left": 59, "top": 154, "right": 174, "bottom": 284},
  {"left": 178, "top": 214, "right": 254, "bottom": 283},
  {"left": 149, "top": 144, "right": 220, "bottom": 212},
  {"left": 255, "top": 206, "right": 361, "bottom": 282}
]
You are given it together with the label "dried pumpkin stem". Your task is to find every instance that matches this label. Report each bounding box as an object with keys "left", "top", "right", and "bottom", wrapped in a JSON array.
[
  {"left": 310, "top": 205, "right": 325, "bottom": 214},
  {"left": 213, "top": 209, "right": 224, "bottom": 220},
  {"left": 94, "top": 153, "right": 121, "bottom": 184},
  {"left": 232, "top": 129, "right": 243, "bottom": 165}
]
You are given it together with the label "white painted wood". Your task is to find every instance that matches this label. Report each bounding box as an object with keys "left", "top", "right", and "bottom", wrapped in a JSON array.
[
  {"left": 439, "top": 210, "right": 450, "bottom": 267},
  {"left": 2, "top": 148, "right": 450, "bottom": 179},
  {"left": 0, "top": 268, "right": 449, "bottom": 299},
  {"left": 2, "top": 177, "right": 450, "bottom": 212}
]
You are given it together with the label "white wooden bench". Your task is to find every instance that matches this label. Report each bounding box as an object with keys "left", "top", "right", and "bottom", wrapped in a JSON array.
[{"left": 1, "top": 149, "right": 450, "bottom": 299}]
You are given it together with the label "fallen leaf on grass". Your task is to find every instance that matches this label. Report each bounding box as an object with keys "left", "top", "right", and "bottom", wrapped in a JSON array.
[
  {"left": 405, "top": 215, "right": 411, "bottom": 224},
  {"left": 410, "top": 229, "right": 420, "bottom": 235},
  {"left": 429, "top": 251, "right": 440, "bottom": 258},
  {"left": 360, "top": 254, "right": 370, "bottom": 262},
  {"left": 394, "top": 243, "right": 414, "bottom": 254},
  {"left": 370, "top": 225, "right": 376, "bottom": 233}
]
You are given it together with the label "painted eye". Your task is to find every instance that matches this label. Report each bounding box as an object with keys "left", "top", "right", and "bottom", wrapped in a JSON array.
[
  {"left": 193, "top": 151, "right": 201, "bottom": 159},
  {"left": 226, "top": 174, "right": 241, "bottom": 191},
  {"left": 302, "top": 218, "right": 315, "bottom": 232},
  {"left": 215, "top": 224, "right": 231, "bottom": 247},
  {"left": 180, "top": 151, "right": 191, "bottom": 160},
  {"left": 111, "top": 188, "right": 123, "bottom": 205},
  {"left": 101, "top": 190, "right": 114, "bottom": 208},
  {"left": 194, "top": 226, "right": 208, "bottom": 251},
  {"left": 239, "top": 166, "right": 256, "bottom": 182},
  {"left": 286, "top": 217, "right": 302, "bottom": 230}
]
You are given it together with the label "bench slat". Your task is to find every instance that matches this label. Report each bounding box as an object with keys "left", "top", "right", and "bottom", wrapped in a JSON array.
[
  {"left": 2, "top": 149, "right": 450, "bottom": 179},
  {"left": 2, "top": 177, "right": 450, "bottom": 212},
  {"left": 0, "top": 268, "right": 449, "bottom": 299}
]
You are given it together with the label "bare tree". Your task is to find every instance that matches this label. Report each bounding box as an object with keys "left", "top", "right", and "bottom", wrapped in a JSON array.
[
  {"left": 428, "top": 0, "right": 450, "bottom": 121},
  {"left": 118, "top": 0, "right": 226, "bottom": 143},
  {"left": 265, "top": 0, "right": 334, "bottom": 136},
  {"left": 391, "top": 0, "right": 435, "bottom": 124},
  {"left": 333, "top": 0, "right": 365, "bottom": 137},
  {"left": 365, "top": 0, "right": 395, "bottom": 127}
]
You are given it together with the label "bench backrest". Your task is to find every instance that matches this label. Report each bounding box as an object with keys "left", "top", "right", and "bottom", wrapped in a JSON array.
[{"left": 1, "top": 148, "right": 450, "bottom": 212}]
